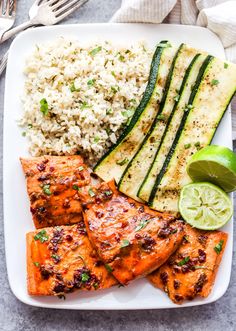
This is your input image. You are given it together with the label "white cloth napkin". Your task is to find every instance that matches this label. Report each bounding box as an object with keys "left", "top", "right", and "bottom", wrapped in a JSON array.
[{"left": 111, "top": 0, "right": 236, "bottom": 139}]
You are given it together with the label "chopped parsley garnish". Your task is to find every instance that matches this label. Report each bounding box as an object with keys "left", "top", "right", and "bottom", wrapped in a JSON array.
[
  {"left": 88, "top": 188, "right": 96, "bottom": 197},
  {"left": 78, "top": 166, "right": 84, "bottom": 171},
  {"left": 105, "top": 264, "right": 113, "bottom": 273},
  {"left": 106, "top": 108, "right": 113, "bottom": 115},
  {"left": 125, "top": 49, "right": 130, "bottom": 54},
  {"left": 119, "top": 55, "right": 125, "bottom": 62},
  {"left": 111, "top": 71, "right": 116, "bottom": 77},
  {"left": 194, "top": 141, "right": 201, "bottom": 149},
  {"left": 72, "top": 184, "right": 81, "bottom": 191},
  {"left": 51, "top": 254, "right": 60, "bottom": 263},
  {"left": 28, "top": 124, "right": 33, "bottom": 129},
  {"left": 135, "top": 218, "right": 152, "bottom": 232},
  {"left": 40, "top": 98, "right": 49, "bottom": 116},
  {"left": 80, "top": 101, "right": 91, "bottom": 110},
  {"left": 87, "top": 79, "right": 95, "bottom": 86},
  {"left": 70, "top": 82, "right": 80, "bottom": 92},
  {"left": 183, "top": 235, "right": 190, "bottom": 242},
  {"left": 174, "top": 94, "right": 180, "bottom": 102},
  {"left": 224, "top": 63, "right": 228, "bottom": 69},
  {"left": 34, "top": 229, "right": 48, "bottom": 243},
  {"left": 111, "top": 86, "right": 118, "bottom": 93},
  {"left": 43, "top": 184, "right": 51, "bottom": 195},
  {"left": 22, "top": 132, "right": 26, "bottom": 137},
  {"left": 194, "top": 266, "right": 211, "bottom": 271},
  {"left": 177, "top": 256, "right": 190, "bottom": 266},
  {"left": 184, "top": 143, "right": 191, "bottom": 149},
  {"left": 157, "top": 114, "right": 166, "bottom": 121},
  {"left": 104, "top": 190, "right": 112, "bottom": 197},
  {"left": 94, "top": 136, "right": 100, "bottom": 143},
  {"left": 214, "top": 240, "right": 224, "bottom": 254},
  {"left": 89, "top": 46, "right": 102, "bottom": 56},
  {"left": 129, "top": 98, "right": 136, "bottom": 104},
  {"left": 93, "top": 282, "right": 99, "bottom": 290},
  {"left": 156, "top": 42, "right": 172, "bottom": 48},
  {"left": 121, "top": 239, "right": 130, "bottom": 248},
  {"left": 33, "top": 262, "right": 40, "bottom": 267},
  {"left": 116, "top": 158, "right": 129, "bottom": 166},
  {"left": 81, "top": 273, "right": 90, "bottom": 282},
  {"left": 211, "top": 79, "right": 219, "bottom": 86},
  {"left": 185, "top": 104, "right": 194, "bottom": 112}
]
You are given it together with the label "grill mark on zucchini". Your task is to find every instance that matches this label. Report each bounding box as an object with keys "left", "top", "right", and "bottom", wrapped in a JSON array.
[
  {"left": 93, "top": 41, "right": 174, "bottom": 182},
  {"left": 117, "top": 44, "right": 184, "bottom": 197},
  {"left": 138, "top": 53, "right": 203, "bottom": 202},
  {"left": 149, "top": 55, "right": 214, "bottom": 206}
]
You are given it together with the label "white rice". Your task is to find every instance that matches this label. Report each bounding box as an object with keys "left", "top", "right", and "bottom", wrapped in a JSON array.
[{"left": 19, "top": 38, "right": 153, "bottom": 165}]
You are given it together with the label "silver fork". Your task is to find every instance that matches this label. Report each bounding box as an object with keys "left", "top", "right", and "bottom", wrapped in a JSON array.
[
  {"left": 1, "top": 0, "right": 88, "bottom": 43},
  {"left": 0, "top": 0, "right": 17, "bottom": 41},
  {"left": 0, "top": 0, "right": 87, "bottom": 74}
]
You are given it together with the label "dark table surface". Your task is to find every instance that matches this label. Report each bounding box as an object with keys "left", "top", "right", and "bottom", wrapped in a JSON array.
[{"left": 0, "top": 1, "right": 235, "bottom": 330}]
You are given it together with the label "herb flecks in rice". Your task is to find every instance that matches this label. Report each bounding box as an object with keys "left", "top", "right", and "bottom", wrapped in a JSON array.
[{"left": 19, "top": 38, "right": 152, "bottom": 165}]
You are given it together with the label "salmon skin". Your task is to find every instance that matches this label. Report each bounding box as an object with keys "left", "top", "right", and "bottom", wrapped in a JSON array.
[
  {"left": 27, "top": 222, "right": 117, "bottom": 296},
  {"left": 20, "top": 155, "right": 93, "bottom": 228},
  {"left": 83, "top": 180, "right": 185, "bottom": 285},
  {"left": 148, "top": 224, "right": 228, "bottom": 304}
]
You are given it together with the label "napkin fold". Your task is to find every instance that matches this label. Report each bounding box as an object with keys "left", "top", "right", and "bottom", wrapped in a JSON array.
[{"left": 111, "top": 0, "right": 236, "bottom": 139}]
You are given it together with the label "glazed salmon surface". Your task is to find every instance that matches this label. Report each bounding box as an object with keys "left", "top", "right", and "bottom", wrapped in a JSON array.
[
  {"left": 83, "top": 180, "right": 185, "bottom": 285},
  {"left": 21, "top": 155, "right": 93, "bottom": 228},
  {"left": 148, "top": 224, "right": 228, "bottom": 304},
  {"left": 27, "top": 223, "right": 117, "bottom": 296}
]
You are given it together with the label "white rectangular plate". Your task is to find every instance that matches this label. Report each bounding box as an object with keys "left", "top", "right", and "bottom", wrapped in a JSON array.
[{"left": 4, "top": 23, "right": 233, "bottom": 310}]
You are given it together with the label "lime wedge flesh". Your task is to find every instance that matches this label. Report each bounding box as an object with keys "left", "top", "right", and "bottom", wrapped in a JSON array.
[
  {"left": 179, "top": 182, "right": 232, "bottom": 230},
  {"left": 187, "top": 145, "right": 236, "bottom": 193}
]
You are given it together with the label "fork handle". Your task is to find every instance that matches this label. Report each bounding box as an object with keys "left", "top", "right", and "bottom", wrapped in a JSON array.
[
  {"left": 1, "top": 19, "right": 38, "bottom": 43},
  {"left": 0, "top": 50, "right": 8, "bottom": 76}
]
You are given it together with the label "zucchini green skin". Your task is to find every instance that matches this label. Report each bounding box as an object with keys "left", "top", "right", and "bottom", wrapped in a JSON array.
[
  {"left": 118, "top": 44, "right": 185, "bottom": 199},
  {"left": 149, "top": 55, "right": 214, "bottom": 206},
  {"left": 94, "top": 41, "right": 174, "bottom": 182},
  {"left": 138, "top": 53, "right": 205, "bottom": 202},
  {"left": 150, "top": 56, "right": 236, "bottom": 213}
]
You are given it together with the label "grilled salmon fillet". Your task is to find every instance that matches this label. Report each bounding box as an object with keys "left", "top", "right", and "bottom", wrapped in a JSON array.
[
  {"left": 27, "top": 222, "right": 117, "bottom": 296},
  {"left": 20, "top": 155, "right": 92, "bottom": 228},
  {"left": 148, "top": 224, "right": 228, "bottom": 304},
  {"left": 83, "top": 180, "right": 185, "bottom": 285}
]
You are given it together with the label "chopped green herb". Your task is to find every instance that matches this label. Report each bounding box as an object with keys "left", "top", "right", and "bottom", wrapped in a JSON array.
[
  {"left": 105, "top": 264, "right": 113, "bottom": 273},
  {"left": 106, "top": 108, "right": 113, "bottom": 115},
  {"left": 116, "top": 158, "right": 129, "bottom": 166},
  {"left": 33, "top": 262, "right": 40, "bottom": 267},
  {"left": 94, "top": 136, "right": 100, "bottom": 143},
  {"left": 104, "top": 190, "right": 112, "bottom": 197},
  {"left": 40, "top": 98, "right": 49, "bottom": 116},
  {"left": 157, "top": 114, "right": 166, "bottom": 121},
  {"left": 93, "top": 282, "right": 99, "bottom": 290},
  {"left": 224, "top": 63, "right": 228, "bottom": 69},
  {"left": 78, "top": 166, "right": 84, "bottom": 171},
  {"left": 111, "top": 86, "right": 118, "bottom": 93},
  {"left": 211, "top": 79, "right": 219, "bottom": 86},
  {"left": 72, "top": 184, "right": 81, "bottom": 191},
  {"left": 28, "top": 124, "right": 33, "bottom": 129},
  {"left": 43, "top": 184, "right": 51, "bottom": 195},
  {"left": 119, "top": 55, "right": 125, "bottom": 62},
  {"left": 194, "top": 141, "right": 201, "bottom": 149},
  {"left": 135, "top": 218, "right": 152, "bottom": 232},
  {"left": 80, "top": 101, "right": 91, "bottom": 110},
  {"left": 174, "top": 94, "right": 180, "bottom": 102},
  {"left": 89, "top": 46, "right": 102, "bottom": 56},
  {"left": 194, "top": 266, "right": 212, "bottom": 271},
  {"left": 185, "top": 104, "right": 194, "bottom": 112},
  {"left": 34, "top": 229, "right": 48, "bottom": 243},
  {"left": 121, "top": 239, "right": 130, "bottom": 248},
  {"left": 22, "top": 131, "right": 26, "bottom": 137},
  {"left": 81, "top": 273, "right": 90, "bottom": 282},
  {"left": 70, "top": 82, "right": 80, "bottom": 92},
  {"left": 111, "top": 71, "right": 116, "bottom": 77},
  {"left": 88, "top": 188, "right": 96, "bottom": 197},
  {"left": 214, "top": 240, "right": 224, "bottom": 254},
  {"left": 156, "top": 42, "right": 172, "bottom": 48},
  {"left": 177, "top": 256, "right": 190, "bottom": 266},
  {"left": 129, "top": 98, "right": 136, "bottom": 104},
  {"left": 51, "top": 254, "right": 60, "bottom": 262},
  {"left": 125, "top": 49, "right": 130, "bottom": 54},
  {"left": 184, "top": 143, "right": 191, "bottom": 149},
  {"left": 87, "top": 79, "right": 95, "bottom": 86}
]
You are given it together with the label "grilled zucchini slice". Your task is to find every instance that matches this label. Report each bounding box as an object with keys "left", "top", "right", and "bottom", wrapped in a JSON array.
[
  {"left": 94, "top": 41, "right": 177, "bottom": 182},
  {"left": 138, "top": 53, "right": 207, "bottom": 202},
  {"left": 118, "top": 44, "right": 201, "bottom": 200},
  {"left": 150, "top": 56, "right": 236, "bottom": 213}
]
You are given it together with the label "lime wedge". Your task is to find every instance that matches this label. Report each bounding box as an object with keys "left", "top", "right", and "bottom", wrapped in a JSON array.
[
  {"left": 179, "top": 182, "right": 232, "bottom": 230},
  {"left": 187, "top": 145, "right": 236, "bottom": 193}
]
